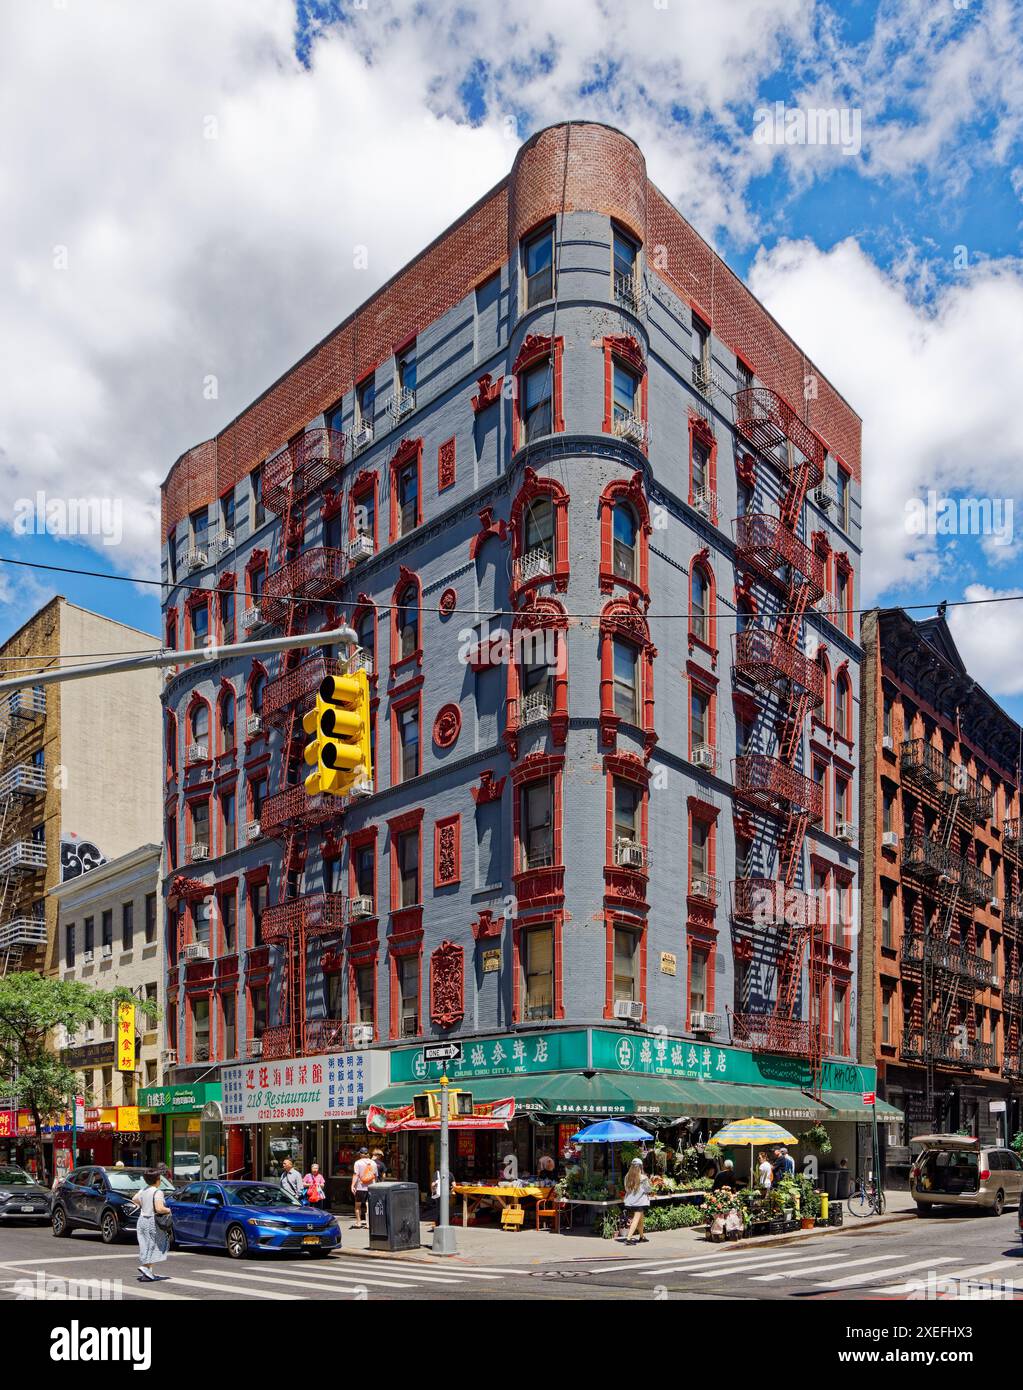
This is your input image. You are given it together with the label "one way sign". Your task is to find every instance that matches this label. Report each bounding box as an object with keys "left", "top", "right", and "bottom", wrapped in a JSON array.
[{"left": 424, "top": 1043, "right": 463, "bottom": 1063}]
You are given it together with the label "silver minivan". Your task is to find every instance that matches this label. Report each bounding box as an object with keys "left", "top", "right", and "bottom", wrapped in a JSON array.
[{"left": 909, "top": 1135, "right": 1023, "bottom": 1216}]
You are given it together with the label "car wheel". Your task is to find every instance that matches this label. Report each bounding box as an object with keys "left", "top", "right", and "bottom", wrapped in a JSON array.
[
  {"left": 989, "top": 1190, "right": 1005, "bottom": 1217},
  {"left": 99, "top": 1210, "right": 120, "bottom": 1244},
  {"left": 915, "top": 1203, "right": 933, "bottom": 1217},
  {"left": 226, "top": 1224, "right": 249, "bottom": 1259},
  {"left": 51, "top": 1205, "right": 72, "bottom": 1237}
]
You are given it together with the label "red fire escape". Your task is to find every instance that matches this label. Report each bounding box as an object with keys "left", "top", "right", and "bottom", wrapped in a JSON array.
[
  {"left": 256, "top": 427, "right": 349, "bottom": 1062},
  {"left": 730, "top": 387, "right": 830, "bottom": 1093}
]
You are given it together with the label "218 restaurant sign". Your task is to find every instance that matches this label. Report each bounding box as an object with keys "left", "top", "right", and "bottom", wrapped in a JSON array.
[{"left": 221, "top": 1051, "right": 386, "bottom": 1124}]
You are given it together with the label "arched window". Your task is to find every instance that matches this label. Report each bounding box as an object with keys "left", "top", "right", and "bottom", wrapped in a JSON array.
[
  {"left": 510, "top": 468, "right": 569, "bottom": 593},
  {"left": 835, "top": 670, "right": 851, "bottom": 740},
  {"left": 816, "top": 651, "right": 831, "bottom": 728},
  {"left": 612, "top": 503, "right": 637, "bottom": 582},
  {"left": 523, "top": 496, "right": 554, "bottom": 567},
  {"left": 357, "top": 608, "right": 375, "bottom": 671},
  {"left": 690, "top": 562, "right": 714, "bottom": 648},
  {"left": 190, "top": 701, "right": 209, "bottom": 744},
  {"left": 249, "top": 665, "right": 267, "bottom": 716},
  {"left": 598, "top": 602, "right": 655, "bottom": 751},
  {"left": 397, "top": 582, "right": 419, "bottom": 660},
  {"left": 219, "top": 686, "right": 236, "bottom": 750}
]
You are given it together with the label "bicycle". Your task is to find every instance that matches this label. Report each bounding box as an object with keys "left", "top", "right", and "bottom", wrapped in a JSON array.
[{"left": 846, "top": 1173, "right": 886, "bottom": 1217}]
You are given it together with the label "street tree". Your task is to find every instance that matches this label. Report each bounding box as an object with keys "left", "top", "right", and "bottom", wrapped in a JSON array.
[{"left": 0, "top": 972, "right": 159, "bottom": 1184}]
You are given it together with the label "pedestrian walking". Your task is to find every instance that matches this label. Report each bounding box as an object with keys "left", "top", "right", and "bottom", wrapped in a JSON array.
[
  {"left": 351, "top": 1147, "right": 376, "bottom": 1228},
  {"left": 757, "top": 1150, "right": 774, "bottom": 1193},
  {"left": 303, "top": 1162, "right": 327, "bottom": 1209},
  {"left": 131, "top": 1169, "right": 171, "bottom": 1283},
  {"left": 619, "top": 1156, "right": 652, "bottom": 1245},
  {"left": 371, "top": 1148, "right": 387, "bottom": 1180},
  {"left": 279, "top": 1157, "right": 304, "bottom": 1203}
]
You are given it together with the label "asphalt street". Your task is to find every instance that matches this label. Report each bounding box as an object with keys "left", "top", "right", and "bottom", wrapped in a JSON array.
[{"left": 0, "top": 1208, "right": 1021, "bottom": 1301}]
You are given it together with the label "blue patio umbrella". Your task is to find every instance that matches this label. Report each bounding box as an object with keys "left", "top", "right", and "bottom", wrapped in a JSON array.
[{"left": 571, "top": 1120, "right": 653, "bottom": 1143}]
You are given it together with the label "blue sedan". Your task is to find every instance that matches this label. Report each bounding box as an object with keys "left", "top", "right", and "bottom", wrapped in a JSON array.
[{"left": 168, "top": 1180, "right": 341, "bottom": 1259}]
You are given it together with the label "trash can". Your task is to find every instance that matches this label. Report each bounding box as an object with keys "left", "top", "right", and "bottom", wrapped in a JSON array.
[
  {"left": 367, "top": 1181, "right": 421, "bottom": 1252},
  {"left": 836, "top": 1169, "right": 853, "bottom": 1200},
  {"left": 822, "top": 1169, "right": 840, "bottom": 1199}
]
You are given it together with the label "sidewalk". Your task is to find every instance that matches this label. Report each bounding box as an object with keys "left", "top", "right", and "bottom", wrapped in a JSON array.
[{"left": 337, "top": 1190, "right": 919, "bottom": 1267}]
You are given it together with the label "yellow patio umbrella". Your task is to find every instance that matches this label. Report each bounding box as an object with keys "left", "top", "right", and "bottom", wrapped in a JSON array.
[{"left": 709, "top": 1117, "right": 797, "bottom": 1190}]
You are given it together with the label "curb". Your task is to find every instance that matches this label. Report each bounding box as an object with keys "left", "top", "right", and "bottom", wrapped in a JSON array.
[{"left": 333, "top": 1209, "right": 919, "bottom": 1267}]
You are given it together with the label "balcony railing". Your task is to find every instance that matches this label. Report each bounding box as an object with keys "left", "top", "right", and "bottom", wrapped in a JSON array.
[
  {"left": 260, "top": 891, "right": 350, "bottom": 945},
  {"left": 690, "top": 485, "right": 719, "bottom": 524},
  {"left": 902, "top": 837, "right": 995, "bottom": 906},
  {"left": 303, "top": 1017, "right": 356, "bottom": 1055},
  {"left": 731, "top": 1012, "right": 816, "bottom": 1057},
  {"left": 731, "top": 876, "right": 813, "bottom": 927},
  {"left": 1004, "top": 817, "right": 1021, "bottom": 851},
  {"left": 261, "top": 546, "right": 348, "bottom": 624},
  {"left": 901, "top": 935, "right": 999, "bottom": 988},
  {"left": 734, "top": 513, "right": 825, "bottom": 599},
  {"left": 734, "top": 753, "right": 823, "bottom": 820},
  {"left": 0, "top": 686, "right": 46, "bottom": 723},
  {"left": 734, "top": 626, "right": 825, "bottom": 704},
  {"left": 0, "top": 841, "right": 47, "bottom": 874},
  {"left": 613, "top": 271, "right": 645, "bottom": 315},
  {"left": 390, "top": 387, "right": 416, "bottom": 421},
  {"left": 900, "top": 740, "right": 993, "bottom": 823},
  {"left": 259, "top": 784, "right": 335, "bottom": 836},
  {"left": 901, "top": 1032, "right": 996, "bottom": 1069},
  {"left": 732, "top": 386, "right": 826, "bottom": 485},
  {"left": 0, "top": 917, "right": 47, "bottom": 952},
  {"left": 520, "top": 688, "right": 552, "bottom": 725},
  {"left": 262, "top": 427, "right": 346, "bottom": 515},
  {"left": 262, "top": 655, "right": 350, "bottom": 727},
  {"left": 0, "top": 764, "right": 46, "bottom": 800}
]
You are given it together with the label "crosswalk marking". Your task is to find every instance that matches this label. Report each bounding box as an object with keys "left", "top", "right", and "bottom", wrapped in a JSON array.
[
  {"left": 871, "top": 1260, "right": 1020, "bottom": 1295},
  {"left": 157, "top": 1274, "right": 303, "bottom": 1298},
  {"left": 587, "top": 1243, "right": 777, "bottom": 1276},
  {"left": 327, "top": 1258, "right": 500, "bottom": 1283},
  {"left": 690, "top": 1250, "right": 857, "bottom": 1279},
  {"left": 336, "top": 1254, "right": 506, "bottom": 1278},
  {"left": 190, "top": 1267, "right": 404, "bottom": 1295},
  {"left": 751, "top": 1252, "right": 911, "bottom": 1282},
  {"left": 812, "top": 1257, "right": 957, "bottom": 1289},
  {"left": 193, "top": 1264, "right": 420, "bottom": 1290}
]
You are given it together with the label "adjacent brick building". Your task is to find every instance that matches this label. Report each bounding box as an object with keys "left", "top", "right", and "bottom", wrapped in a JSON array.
[
  {"left": 160, "top": 122, "right": 868, "bottom": 1183},
  {"left": 859, "top": 607, "right": 1023, "bottom": 1179}
]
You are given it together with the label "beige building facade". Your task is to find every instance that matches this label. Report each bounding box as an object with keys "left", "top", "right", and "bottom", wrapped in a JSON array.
[{"left": 0, "top": 597, "right": 162, "bottom": 975}]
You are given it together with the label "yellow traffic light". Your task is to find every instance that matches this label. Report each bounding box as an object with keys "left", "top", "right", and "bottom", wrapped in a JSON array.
[{"left": 302, "top": 669, "right": 372, "bottom": 798}]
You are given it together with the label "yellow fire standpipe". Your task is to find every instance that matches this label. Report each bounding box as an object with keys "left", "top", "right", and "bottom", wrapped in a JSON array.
[{"left": 821, "top": 1192, "right": 829, "bottom": 1221}]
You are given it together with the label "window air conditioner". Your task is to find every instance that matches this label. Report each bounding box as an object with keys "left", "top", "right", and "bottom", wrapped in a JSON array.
[
  {"left": 350, "top": 896, "right": 375, "bottom": 920},
  {"left": 692, "top": 745, "right": 716, "bottom": 770},
  {"left": 613, "top": 999, "right": 643, "bottom": 1023},
  {"left": 183, "top": 942, "right": 210, "bottom": 962},
  {"left": 351, "top": 1024, "right": 374, "bottom": 1047},
  {"left": 690, "top": 1012, "right": 721, "bottom": 1034},
  {"left": 348, "top": 533, "right": 374, "bottom": 563},
  {"left": 881, "top": 830, "right": 899, "bottom": 848}
]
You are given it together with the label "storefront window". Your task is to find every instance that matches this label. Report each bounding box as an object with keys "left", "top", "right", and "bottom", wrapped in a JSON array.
[{"left": 170, "top": 1117, "right": 201, "bottom": 1181}]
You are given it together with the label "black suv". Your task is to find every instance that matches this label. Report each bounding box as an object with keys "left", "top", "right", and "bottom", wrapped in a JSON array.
[{"left": 51, "top": 1166, "right": 175, "bottom": 1244}]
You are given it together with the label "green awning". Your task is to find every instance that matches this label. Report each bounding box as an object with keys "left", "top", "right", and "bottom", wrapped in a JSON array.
[
  {"left": 364, "top": 1072, "right": 832, "bottom": 1123},
  {"left": 818, "top": 1091, "right": 905, "bottom": 1122}
]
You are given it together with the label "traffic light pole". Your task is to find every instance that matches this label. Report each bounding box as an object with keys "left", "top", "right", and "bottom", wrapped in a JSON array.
[
  {"left": 0, "top": 626, "right": 359, "bottom": 695},
  {"left": 432, "top": 1072, "right": 458, "bottom": 1256}
]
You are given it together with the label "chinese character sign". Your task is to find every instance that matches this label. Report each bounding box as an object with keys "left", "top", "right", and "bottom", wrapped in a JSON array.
[{"left": 116, "top": 1003, "right": 136, "bottom": 1073}]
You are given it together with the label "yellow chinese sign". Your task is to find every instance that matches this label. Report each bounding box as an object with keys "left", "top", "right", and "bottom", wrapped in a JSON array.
[{"left": 116, "top": 1003, "right": 136, "bottom": 1073}]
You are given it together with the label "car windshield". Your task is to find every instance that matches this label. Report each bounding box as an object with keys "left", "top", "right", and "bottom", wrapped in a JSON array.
[
  {"left": 221, "top": 1183, "right": 299, "bottom": 1208},
  {"left": 105, "top": 1171, "right": 176, "bottom": 1192},
  {"left": 0, "top": 1167, "right": 33, "bottom": 1185}
]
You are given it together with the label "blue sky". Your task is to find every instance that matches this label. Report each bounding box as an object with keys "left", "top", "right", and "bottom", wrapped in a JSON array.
[{"left": 3, "top": 0, "right": 1023, "bottom": 711}]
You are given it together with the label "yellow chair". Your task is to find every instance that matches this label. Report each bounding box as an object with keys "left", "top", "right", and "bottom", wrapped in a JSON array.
[{"left": 535, "top": 1195, "right": 560, "bottom": 1233}]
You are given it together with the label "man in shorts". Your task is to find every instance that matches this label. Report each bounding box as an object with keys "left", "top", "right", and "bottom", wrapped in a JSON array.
[{"left": 351, "top": 1147, "right": 377, "bottom": 1228}]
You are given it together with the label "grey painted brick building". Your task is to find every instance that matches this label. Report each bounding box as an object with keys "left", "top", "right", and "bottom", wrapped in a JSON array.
[{"left": 160, "top": 123, "right": 864, "bottom": 1168}]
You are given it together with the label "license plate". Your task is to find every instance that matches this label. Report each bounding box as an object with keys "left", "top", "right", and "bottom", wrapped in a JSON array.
[
  {"left": 301, "top": 1235, "right": 321, "bottom": 1246},
  {"left": 21, "top": 1206, "right": 38, "bottom": 1213}
]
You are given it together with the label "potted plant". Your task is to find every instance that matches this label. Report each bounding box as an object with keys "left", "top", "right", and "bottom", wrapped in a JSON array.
[
  {"left": 702, "top": 1188, "right": 740, "bottom": 1241},
  {"left": 799, "top": 1123, "right": 832, "bottom": 1157}
]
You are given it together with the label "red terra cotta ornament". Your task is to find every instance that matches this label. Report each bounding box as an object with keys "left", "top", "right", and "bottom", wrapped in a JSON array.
[
  {"left": 433, "top": 703, "right": 461, "bottom": 748},
  {"left": 438, "top": 588, "right": 457, "bottom": 617}
]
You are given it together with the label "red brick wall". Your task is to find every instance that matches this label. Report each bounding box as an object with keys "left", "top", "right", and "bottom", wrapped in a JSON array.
[{"left": 162, "top": 121, "right": 861, "bottom": 536}]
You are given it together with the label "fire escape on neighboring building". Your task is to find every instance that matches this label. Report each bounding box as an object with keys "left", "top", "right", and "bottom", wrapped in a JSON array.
[
  {"left": 999, "top": 817, "right": 1023, "bottom": 1084},
  {"left": 728, "top": 386, "right": 831, "bottom": 1096},
  {"left": 256, "top": 426, "right": 362, "bottom": 1062},
  {"left": 897, "top": 739, "right": 998, "bottom": 1117},
  {"left": 0, "top": 688, "right": 48, "bottom": 975}
]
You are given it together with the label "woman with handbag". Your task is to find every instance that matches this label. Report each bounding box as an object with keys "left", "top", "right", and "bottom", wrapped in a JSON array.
[
  {"left": 132, "top": 1169, "right": 172, "bottom": 1282},
  {"left": 303, "top": 1162, "right": 327, "bottom": 1211}
]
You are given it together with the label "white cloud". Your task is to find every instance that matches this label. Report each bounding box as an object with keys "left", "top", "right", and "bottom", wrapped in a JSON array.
[
  {"left": 747, "top": 238, "right": 1023, "bottom": 596},
  {"left": 947, "top": 583, "right": 1023, "bottom": 697}
]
